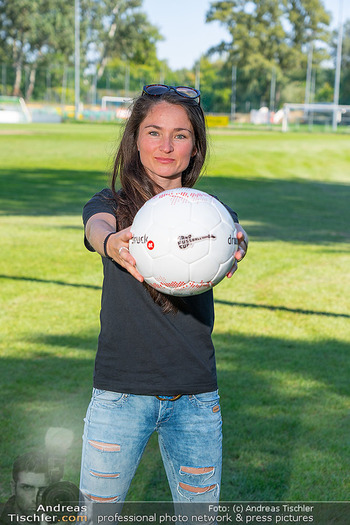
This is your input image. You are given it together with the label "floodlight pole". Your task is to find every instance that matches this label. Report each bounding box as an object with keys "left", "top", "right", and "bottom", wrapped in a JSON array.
[
  {"left": 231, "top": 65, "right": 237, "bottom": 124},
  {"left": 333, "top": 0, "right": 344, "bottom": 131},
  {"left": 124, "top": 64, "right": 130, "bottom": 98},
  {"left": 1, "top": 64, "right": 6, "bottom": 95},
  {"left": 159, "top": 65, "right": 165, "bottom": 85},
  {"left": 304, "top": 41, "right": 313, "bottom": 118},
  {"left": 269, "top": 66, "right": 276, "bottom": 123},
  {"left": 74, "top": 0, "right": 80, "bottom": 120},
  {"left": 195, "top": 57, "right": 201, "bottom": 92}
]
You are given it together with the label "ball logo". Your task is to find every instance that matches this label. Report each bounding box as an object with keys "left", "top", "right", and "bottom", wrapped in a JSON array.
[
  {"left": 228, "top": 234, "right": 238, "bottom": 245},
  {"left": 131, "top": 234, "right": 148, "bottom": 244},
  {"left": 177, "top": 234, "right": 216, "bottom": 250},
  {"left": 147, "top": 240, "right": 155, "bottom": 250}
]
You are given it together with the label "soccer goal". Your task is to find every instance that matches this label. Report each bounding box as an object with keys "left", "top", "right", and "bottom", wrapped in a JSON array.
[
  {"left": 281, "top": 103, "right": 350, "bottom": 132},
  {"left": 0, "top": 96, "right": 32, "bottom": 123},
  {"left": 101, "top": 96, "right": 133, "bottom": 120}
]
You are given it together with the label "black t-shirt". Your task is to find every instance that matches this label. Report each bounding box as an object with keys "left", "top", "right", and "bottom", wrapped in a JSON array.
[{"left": 83, "top": 188, "right": 238, "bottom": 395}]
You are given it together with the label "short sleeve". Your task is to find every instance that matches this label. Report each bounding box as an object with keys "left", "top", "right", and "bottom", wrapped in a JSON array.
[
  {"left": 82, "top": 188, "right": 117, "bottom": 252},
  {"left": 83, "top": 188, "right": 117, "bottom": 225},
  {"left": 223, "top": 203, "right": 239, "bottom": 223},
  {"left": 212, "top": 195, "right": 239, "bottom": 223}
]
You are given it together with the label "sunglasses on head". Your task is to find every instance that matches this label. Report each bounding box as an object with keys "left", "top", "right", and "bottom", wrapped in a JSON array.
[{"left": 142, "top": 84, "right": 200, "bottom": 103}]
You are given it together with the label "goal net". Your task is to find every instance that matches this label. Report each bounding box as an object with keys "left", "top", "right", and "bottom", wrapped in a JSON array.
[
  {"left": 101, "top": 96, "right": 133, "bottom": 120},
  {"left": 0, "top": 96, "right": 32, "bottom": 123},
  {"left": 281, "top": 103, "right": 350, "bottom": 132}
]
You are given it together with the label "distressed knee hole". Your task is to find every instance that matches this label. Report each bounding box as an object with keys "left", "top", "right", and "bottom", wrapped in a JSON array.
[
  {"left": 180, "top": 466, "right": 215, "bottom": 476},
  {"left": 178, "top": 482, "right": 217, "bottom": 494},
  {"left": 89, "top": 470, "right": 120, "bottom": 479},
  {"left": 88, "top": 440, "right": 121, "bottom": 452},
  {"left": 83, "top": 492, "right": 119, "bottom": 503}
]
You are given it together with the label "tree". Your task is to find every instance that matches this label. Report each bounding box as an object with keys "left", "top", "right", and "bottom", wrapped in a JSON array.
[
  {"left": 207, "top": 0, "right": 286, "bottom": 69},
  {"left": 0, "top": 0, "right": 162, "bottom": 100},
  {"left": 97, "top": 56, "right": 168, "bottom": 97},
  {"left": 205, "top": 0, "right": 331, "bottom": 108},
  {"left": 286, "top": 0, "right": 330, "bottom": 50},
  {"left": 0, "top": 0, "right": 76, "bottom": 98},
  {"left": 330, "top": 20, "right": 350, "bottom": 104},
  {"left": 85, "top": 0, "right": 162, "bottom": 81}
]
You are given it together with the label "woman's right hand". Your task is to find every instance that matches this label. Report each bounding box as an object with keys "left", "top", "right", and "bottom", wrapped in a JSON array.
[{"left": 105, "top": 227, "right": 144, "bottom": 283}]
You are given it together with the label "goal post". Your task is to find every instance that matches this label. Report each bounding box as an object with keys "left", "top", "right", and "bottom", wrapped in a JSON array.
[
  {"left": 282, "top": 103, "right": 350, "bottom": 132},
  {"left": 0, "top": 96, "right": 32, "bottom": 123},
  {"left": 100, "top": 96, "right": 133, "bottom": 110},
  {"left": 100, "top": 96, "right": 133, "bottom": 120}
]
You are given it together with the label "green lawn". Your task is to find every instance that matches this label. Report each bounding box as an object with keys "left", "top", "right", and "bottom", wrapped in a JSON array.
[{"left": 0, "top": 123, "right": 349, "bottom": 502}]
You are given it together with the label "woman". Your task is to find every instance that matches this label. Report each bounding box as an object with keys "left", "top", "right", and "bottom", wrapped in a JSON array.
[{"left": 79, "top": 85, "right": 248, "bottom": 517}]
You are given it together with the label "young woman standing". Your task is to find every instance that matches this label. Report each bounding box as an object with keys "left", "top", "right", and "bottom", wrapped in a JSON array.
[{"left": 79, "top": 85, "right": 248, "bottom": 519}]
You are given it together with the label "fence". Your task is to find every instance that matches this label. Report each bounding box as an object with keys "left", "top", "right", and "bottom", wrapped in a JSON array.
[{"left": 1, "top": 62, "right": 348, "bottom": 131}]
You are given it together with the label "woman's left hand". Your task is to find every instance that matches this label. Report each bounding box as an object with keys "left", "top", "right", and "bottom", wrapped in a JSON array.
[{"left": 226, "top": 224, "right": 248, "bottom": 278}]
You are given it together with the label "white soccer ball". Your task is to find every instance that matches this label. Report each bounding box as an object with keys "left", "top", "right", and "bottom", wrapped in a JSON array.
[{"left": 129, "top": 188, "right": 238, "bottom": 296}]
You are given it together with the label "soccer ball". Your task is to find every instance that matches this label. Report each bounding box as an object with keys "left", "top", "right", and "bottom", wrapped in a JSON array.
[{"left": 129, "top": 188, "right": 238, "bottom": 296}]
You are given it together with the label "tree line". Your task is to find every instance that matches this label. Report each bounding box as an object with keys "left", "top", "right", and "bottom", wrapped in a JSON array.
[{"left": 0, "top": 0, "right": 349, "bottom": 112}]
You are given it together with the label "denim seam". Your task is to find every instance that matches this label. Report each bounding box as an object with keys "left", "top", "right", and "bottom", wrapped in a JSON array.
[{"left": 158, "top": 433, "right": 178, "bottom": 491}]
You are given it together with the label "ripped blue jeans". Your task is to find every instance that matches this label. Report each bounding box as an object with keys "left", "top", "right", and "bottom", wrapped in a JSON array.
[{"left": 79, "top": 389, "right": 222, "bottom": 518}]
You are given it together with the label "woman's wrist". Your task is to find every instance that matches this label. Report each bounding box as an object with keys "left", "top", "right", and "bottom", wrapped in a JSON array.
[{"left": 103, "top": 232, "right": 116, "bottom": 259}]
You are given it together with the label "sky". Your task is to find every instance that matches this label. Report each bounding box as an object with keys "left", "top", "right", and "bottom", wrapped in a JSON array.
[{"left": 142, "top": 0, "right": 350, "bottom": 70}]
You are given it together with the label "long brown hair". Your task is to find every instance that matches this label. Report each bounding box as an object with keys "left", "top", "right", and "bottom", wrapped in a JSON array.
[{"left": 111, "top": 91, "right": 207, "bottom": 313}]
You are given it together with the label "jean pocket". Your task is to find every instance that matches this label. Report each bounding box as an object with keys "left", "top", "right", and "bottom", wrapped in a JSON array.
[
  {"left": 92, "top": 388, "right": 128, "bottom": 407},
  {"left": 189, "top": 390, "right": 220, "bottom": 409}
]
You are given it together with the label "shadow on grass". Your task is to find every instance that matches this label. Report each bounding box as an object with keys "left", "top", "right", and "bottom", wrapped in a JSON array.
[
  {"left": 214, "top": 333, "right": 350, "bottom": 500},
  {"left": 0, "top": 167, "right": 107, "bottom": 216},
  {"left": 1, "top": 332, "right": 349, "bottom": 501},
  {"left": 0, "top": 274, "right": 101, "bottom": 290},
  {"left": 198, "top": 175, "right": 350, "bottom": 244},
  {"left": 1, "top": 167, "right": 350, "bottom": 244},
  {"left": 1, "top": 275, "right": 349, "bottom": 319},
  {"left": 214, "top": 299, "right": 350, "bottom": 319}
]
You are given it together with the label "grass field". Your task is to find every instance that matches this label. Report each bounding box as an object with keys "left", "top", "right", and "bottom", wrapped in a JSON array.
[{"left": 0, "top": 123, "right": 349, "bottom": 503}]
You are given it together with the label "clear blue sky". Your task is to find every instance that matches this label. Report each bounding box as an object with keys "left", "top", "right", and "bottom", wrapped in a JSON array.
[{"left": 142, "top": 0, "right": 350, "bottom": 70}]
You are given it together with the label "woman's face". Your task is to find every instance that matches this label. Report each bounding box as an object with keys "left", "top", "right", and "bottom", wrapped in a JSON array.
[{"left": 137, "top": 101, "right": 197, "bottom": 190}]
